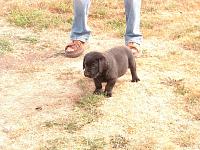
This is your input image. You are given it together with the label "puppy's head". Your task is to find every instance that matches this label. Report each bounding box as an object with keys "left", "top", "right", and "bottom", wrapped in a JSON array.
[{"left": 83, "top": 51, "right": 106, "bottom": 78}]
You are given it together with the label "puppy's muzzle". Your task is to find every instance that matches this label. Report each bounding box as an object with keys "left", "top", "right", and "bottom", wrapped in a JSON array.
[
  {"left": 84, "top": 71, "right": 99, "bottom": 78},
  {"left": 84, "top": 71, "right": 91, "bottom": 78}
]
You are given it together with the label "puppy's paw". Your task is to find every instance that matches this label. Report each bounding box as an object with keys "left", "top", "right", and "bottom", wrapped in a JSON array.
[
  {"left": 131, "top": 77, "right": 140, "bottom": 82},
  {"left": 93, "top": 89, "right": 103, "bottom": 95},
  {"left": 104, "top": 91, "right": 112, "bottom": 97}
]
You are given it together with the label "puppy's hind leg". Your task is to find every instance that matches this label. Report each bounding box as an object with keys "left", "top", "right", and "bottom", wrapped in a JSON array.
[
  {"left": 129, "top": 59, "right": 140, "bottom": 82},
  {"left": 93, "top": 78, "right": 103, "bottom": 95},
  {"left": 104, "top": 79, "right": 117, "bottom": 97}
]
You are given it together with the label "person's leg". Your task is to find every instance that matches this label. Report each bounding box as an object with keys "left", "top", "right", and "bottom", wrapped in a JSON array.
[
  {"left": 65, "top": 0, "right": 91, "bottom": 58},
  {"left": 70, "top": 0, "right": 91, "bottom": 42},
  {"left": 124, "top": 0, "right": 142, "bottom": 45}
]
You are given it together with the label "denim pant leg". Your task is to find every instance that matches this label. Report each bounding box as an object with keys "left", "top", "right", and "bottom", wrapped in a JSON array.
[
  {"left": 124, "top": 0, "right": 143, "bottom": 45},
  {"left": 70, "top": 0, "right": 91, "bottom": 42}
]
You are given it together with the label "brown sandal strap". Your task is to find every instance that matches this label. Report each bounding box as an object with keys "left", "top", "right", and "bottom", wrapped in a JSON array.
[
  {"left": 127, "top": 43, "right": 141, "bottom": 58},
  {"left": 65, "top": 41, "right": 83, "bottom": 51},
  {"left": 65, "top": 40, "right": 85, "bottom": 58}
]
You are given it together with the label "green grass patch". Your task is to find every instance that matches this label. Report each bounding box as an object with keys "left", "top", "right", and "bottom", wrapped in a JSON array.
[
  {"left": 8, "top": 8, "right": 71, "bottom": 30},
  {"left": 42, "top": 93, "right": 104, "bottom": 133},
  {"left": 141, "top": 19, "right": 154, "bottom": 29},
  {"left": 0, "top": 39, "right": 13, "bottom": 54},
  {"left": 48, "top": 0, "right": 72, "bottom": 14},
  {"left": 64, "top": 94, "right": 104, "bottom": 133},
  {"left": 107, "top": 19, "right": 126, "bottom": 37},
  {"left": 79, "top": 137, "right": 106, "bottom": 150},
  {"left": 91, "top": 7, "right": 107, "bottom": 19},
  {"left": 19, "top": 36, "right": 38, "bottom": 44},
  {"left": 76, "top": 94, "right": 104, "bottom": 110},
  {"left": 40, "top": 136, "right": 106, "bottom": 150}
]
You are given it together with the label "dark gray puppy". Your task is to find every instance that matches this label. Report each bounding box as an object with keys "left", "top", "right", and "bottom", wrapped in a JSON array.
[{"left": 83, "top": 46, "right": 140, "bottom": 97}]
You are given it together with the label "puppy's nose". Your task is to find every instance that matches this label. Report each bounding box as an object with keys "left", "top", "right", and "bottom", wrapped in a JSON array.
[{"left": 84, "top": 71, "right": 90, "bottom": 77}]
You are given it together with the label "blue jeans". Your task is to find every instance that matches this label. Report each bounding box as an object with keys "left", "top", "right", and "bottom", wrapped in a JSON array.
[{"left": 70, "top": 0, "right": 142, "bottom": 45}]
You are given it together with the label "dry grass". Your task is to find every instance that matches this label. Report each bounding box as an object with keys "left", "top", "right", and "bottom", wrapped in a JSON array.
[
  {"left": 162, "top": 78, "right": 200, "bottom": 121},
  {"left": 0, "top": 38, "right": 13, "bottom": 54},
  {"left": 173, "top": 129, "right": 198, "bottom": 148},
  {"left": 184, "top": 91, "right": 200, "bottom": 120},
  {"left": 132, "top": 137, "right": 157, "bottom": 150},
  {"left": 110, "top": 135, "right": 130, "bottom": 149},
  {"left": 161, "top": 78, "right": 189, "bottom": 96},
  {"left": 0, "top": 0, "right": 200, "bottom": 149}
]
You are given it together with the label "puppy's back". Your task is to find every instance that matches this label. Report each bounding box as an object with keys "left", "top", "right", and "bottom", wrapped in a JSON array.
[
  {"left": 105, "top": 46, "right": 133, "bottom": 77},
  {"left": 108, "top": 46, "right": 133, "bottom": 56}
]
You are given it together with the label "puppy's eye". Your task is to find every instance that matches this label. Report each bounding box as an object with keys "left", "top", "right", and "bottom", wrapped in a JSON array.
[{"left": 92, "top": 61, "right": 98, "bottom": 66}]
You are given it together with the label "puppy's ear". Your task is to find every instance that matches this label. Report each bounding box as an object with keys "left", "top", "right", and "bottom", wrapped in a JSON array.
[
  {"left": 98, "top": 55, "right": 106, "bottom": 73},
  {"left": 83, "top": 56, "right": 85, "bottom": 70}
]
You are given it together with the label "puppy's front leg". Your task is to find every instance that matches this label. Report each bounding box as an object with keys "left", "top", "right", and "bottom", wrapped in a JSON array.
[
  {"left": 93, "top": 78, "right": 103, "bottom": 95},
  {"left": 104, "top": 79, "right": 117, "bottom": 97}
]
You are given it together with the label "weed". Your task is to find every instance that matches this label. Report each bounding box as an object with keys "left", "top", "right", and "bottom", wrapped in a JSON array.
[
  {"left": 64, "top": 121, "right": 79, "bottom": 133},
  {"left": 40, "top": 137, "right": 69, "bottom": 150},
  {"left": 40, "top": 136, "right": 106, "bottom": 150},
  {"left": 161, "top": 78, "right": 189, "bottom": 96},
  {"left": 80, "top": 137, "right": 106, "bottom": 150},
  {"left": 91, "top": 7, "right": 107, "bottom": 19},
  {"left": 175, "top": 84, "right": 189, "bottom": 96},
  {"left": 107, "top": 19, "right": 126, "bottom": 37},
  {"left": 43, "top": 121, "right": 62, "bottom": 128},
  {"left": 63, "top": 94, "right": 104, "bottom": 133},
  {"left": 43, "top": 119, "right": 82, "bottom": 134},
  {"left": 42, "top": 93, "right": 104, "bottom": 133},
  {"left": 141, "top": 19, "right": 154, "bottom": 29},
  {"left": 77, "top": 94, "right": 104, "bottom": 110},
  {"left": 110, "top": 135, "right": 129, "bottom": 149},
  {"left": 19, "top": 36, "right": 38, "bottom": 44},
  {"left": 66, "top": 17, "right": 73, "bottom": 24},
  {"left": 66, "top": 93, "right": 104, "bottom": 133},
  {"left": 0, "top": 39, "right": 13, "bottom": 54},
  {"left": 48, "top": 0, "right": 72, "bottom": 14}
]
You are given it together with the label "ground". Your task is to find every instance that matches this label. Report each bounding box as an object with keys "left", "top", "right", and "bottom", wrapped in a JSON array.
[{"left": 0, "top": 0, "right": 200, "bottom": 149}]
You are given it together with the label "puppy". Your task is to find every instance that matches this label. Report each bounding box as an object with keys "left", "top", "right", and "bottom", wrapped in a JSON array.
[{"left": 83, "top": 46, "right": 140, "bottom": 97}]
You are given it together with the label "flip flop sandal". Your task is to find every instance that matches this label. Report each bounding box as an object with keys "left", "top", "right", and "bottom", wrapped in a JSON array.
[
  {"left": 131, "top": 47, "right": 141, "bottom": 58},
  {"left": 65, "top": 40, "right": 85, "bottom": 58},
  {"left": 127, "top": 43, "right": 142, "bottom": 58}
]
